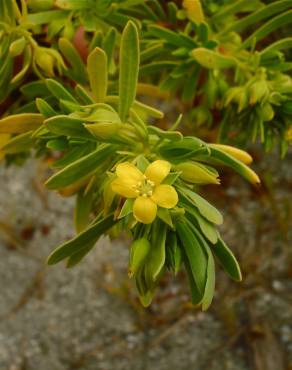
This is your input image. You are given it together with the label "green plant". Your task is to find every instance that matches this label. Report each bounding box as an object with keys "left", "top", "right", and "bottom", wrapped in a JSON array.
[{"left": 0, "top": 0, "right": 289, "bottom": 307}]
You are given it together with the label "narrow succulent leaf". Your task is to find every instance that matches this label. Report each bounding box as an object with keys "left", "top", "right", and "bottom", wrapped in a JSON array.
[
  {"left": 240, "top": 9, "right": 292, "bottom": 49},
  {"left": 177, "top": 221, "right": 207, "bottom": 294},
  {"left": 223, "top": 0, "right": 292, "bottom": 33},
  {"left": 74, "top": 187, "right": 94, "bottom": 233},
  {"left": 59, "top": 37, "right": 88, "bottom": 84},
  {"left": 66, "top": 241, "right": 96, "bottom": 268},
  {"left": 47, "top": 214, "right": 116, "bottom": 265},
  {"left": 45, "top": 115, "right": 94, "bottom": 139},
  {"left": 209, "top": 147, "right": 260, "bottom": 184},
  {"left": 0, "top": 113, "right": 43, "bottom": 134},
  {"left": 119, "top": 21, "right": 140, "bottom": 121},
  {"left": 87, "top": 47, "right": 108, "bottom": 102},
  {"left": 178, "top": 187, "right": 223, "bottom": 225},
  {"left": 1, "top": 131, "right": 34, "bottom": 154},
  {"left": 212, "top": 237, "right": 242, "bottom": 281},
  {"left": 46, "top": 79, "right": 78, "bottom": 103},
  {"left": 46, "top": 144, "right": 113, "bottom": 189}
]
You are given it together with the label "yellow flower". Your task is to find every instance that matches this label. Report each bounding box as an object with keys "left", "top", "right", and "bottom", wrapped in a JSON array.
[{"left": 111, "top": 160, "right": 178, "bottom": 224}]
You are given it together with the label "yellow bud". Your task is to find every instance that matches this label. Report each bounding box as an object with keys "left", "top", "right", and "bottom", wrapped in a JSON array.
[
  {"left": 191, "top": 48, "right": 237, "bottom": 69},
  {"left": 176, "top": 162, "right": 220, "bottom": 185},
  {"left": 249, "top": 80, "right": 269, "bottom": 105},
  {"left": 84, "top": 122, "right": 121, "bottom": 139},
  {"left": 34, "top": 48, "right": 55, "bottom": 76},
  {"left": 261, "top": 102, "right": 274, "bottom": 122},
  {"left": 9, "top": 37, "right": 26, "bottom": 57},
  {"left": 183, "top": 0, "right": 204, "bottom": 23},
  {"left": 129, "top": 238, "right": 151, "bottom": 278},
  {"left": 209, "top": 144, "right": 253, "bottom": 165}
]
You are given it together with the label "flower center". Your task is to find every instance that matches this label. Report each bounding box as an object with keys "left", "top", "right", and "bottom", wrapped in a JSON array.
[{"left": 133, "top": 176, "right": 155, "bottom": 197}]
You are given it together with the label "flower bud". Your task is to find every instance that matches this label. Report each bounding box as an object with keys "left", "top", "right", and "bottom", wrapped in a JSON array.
[
  {"left": 84, "top": 122, "right": 121, "bottom": 140},
  {"left": 34, "top": 47, "right": 55, "bottom": 76},
  {"left": 34, "top": 47, "right": 66, "bottom": 77},
  {"left": 261, "top": 102, "right": 274, "bottom": 121},
  {"left": 129, "top": 238, "right": 151, "bottom": 278},
  {"left": 183, "top": 0, "right": 204, "bottom": 23},
  {"left": 191, "top": 48, "right": 237, "bottom": 69},
  {"left": 176, "top": 162, "right": 220, "bottom": 184},
  {"left": 210, "top": 144, "right": 253, "bottom": 164},
  {"left": 249, "top": 79, "right": 269, "bottom": 105},
  {"left": 9, "top": 37, "right": 26, "bottom": 57}
]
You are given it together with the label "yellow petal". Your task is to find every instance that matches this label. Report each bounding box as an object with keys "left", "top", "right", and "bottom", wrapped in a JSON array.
[
  {"left": 111, "top": 178, "right": 137, "bottom": 198},
  {"left": 133, "top": 197, "right": 157, "bottom": 224},
  {"left": 152, "top": 185, "right": 178, "bottom": 209},
  {"left": 145, "top": 160, "right": 171, "bottom": 185},
  {"left": 116, "top": 162, "right": 143, "bottom": 183}
]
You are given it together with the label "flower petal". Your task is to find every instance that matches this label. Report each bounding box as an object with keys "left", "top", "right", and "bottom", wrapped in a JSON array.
[
  {"left": 133, "top": 197, "right": 157, "bottom": 224},
  {"left": 111, "top": 178, "right": 137, "bottom": 198},
  {"left": 152, "top": 184, "right": 178, "bottom": 209},
  {"left": 145, "top": 160, "right": 171, "bottom": 185},
  {"left": 116, "top": 162, "right": 143, "bottom": 183}
]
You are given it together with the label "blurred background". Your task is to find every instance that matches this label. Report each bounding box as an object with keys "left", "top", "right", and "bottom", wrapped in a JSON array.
[{"left": 0, "top": 146, "right": 291, "bottom": 370}]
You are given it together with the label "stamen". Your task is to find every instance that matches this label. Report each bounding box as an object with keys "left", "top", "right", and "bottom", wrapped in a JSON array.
[
  {"left": 142, "top": 193, "right": 147, "bottom": 198},
  {"left": 147, "top": 190, "right": 153, "bottom": 196},
  {"left": 135, "top": 190, "right": 140, "bottom": 194}
]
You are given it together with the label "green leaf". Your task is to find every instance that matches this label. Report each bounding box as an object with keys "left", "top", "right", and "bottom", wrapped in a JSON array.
[
  {"left": 36, "top": 98, "right": 57, "bottom": 118},
  {"left": 20, "top": 81, "right": 50, "bottom": 99},
  {"left": 45, "top": 115, "right": 94, "bottom": 139},
  {"left": 184, "top": 255, "right": 203, "bottom": 305},
  {"left": 139, "top": 61, "right": 178, "bottom": 76},
  {"left": 223, "top": 0, "right": 292, "bottom": 34},
  {"left": 212, "top": 237, "right": 242, "bottom": 281},
  {"left": 148, "top": 25, "right": 196, "bottom": 48},
  {"left": 260, "top": 37, "right": 292, "bottom": 56},
  {"left": 47, "top": 138, "right": 68, "bottom": 151},
  {"left": 74, "top": 187, "right": 94, "bottom": 233},
  {"left": 148, "top": 126, "right": 183, "bottom": 141},
  {"left": 159, "top": 136, "right": 207, "bottom": 161},
  {"left": 157, "top": 208, "right": 173, "bottom": 228},
  {"left": 187, "top": 224, "right": 215, "bottom": 310},
  {"left": 52, "top": 144, "right": 91, "bottom": 168},
  {"left": 118, "top": 198, "right": 134, "bottom": 219},
  {"left": 46, "top": 79, "right": 78, "bottom": 103},
  {"left": 166, "top": 232, "right": 182, "bottom": 275},
  {"left": 46, "top": 144, "right": 113, "bottom": 189},
  {"left": 119, "top": 21, "right": 140, "bottom": 121},
  {"left": 1, "top": 131, "right": 34, "bottom": 154},
  {"left": 47, "top": 214, "right": 116, "bottom": 265},
  {"left": 87, "top": 47, "right": 108, "bottom": 103},
  {"left": 185, "top": 207, "right": 218, "bottom": 244},
  {"left": 178, "top": 187, "right": 223, "bottom": 225},
  {"left": 58, "top": 38, "right": 88, "bottom": 84},
  {"left": 66, "top": 241, "right": 96, "bottom": 268},
  {"left": 201, "top": 252, "right": 215, "bottom": 310},
  {"left": 27, "top": 10, "right": 69, "bottom": 24},
  {"left": 144, "top": 221, "right": 167, "bottom": 282},
  {"left": 75, "top": 84, "right": 95, "bottom": 104},
  {"left": 0, "top": 113, "right": 43, "bottom": 134},
  {"left": 177, "top": 221, "right": 207, "bottom": 294},
  {"left": 240, "top": 9, "right": 292, "bottom": 49},
  {"left": 209, "top": 147, "right": 260, "bottom": 185}
]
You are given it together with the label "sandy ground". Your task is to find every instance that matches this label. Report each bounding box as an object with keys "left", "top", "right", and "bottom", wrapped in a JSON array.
[{"left": 0, "top": 151, "right": 291, "bottom": 370}]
